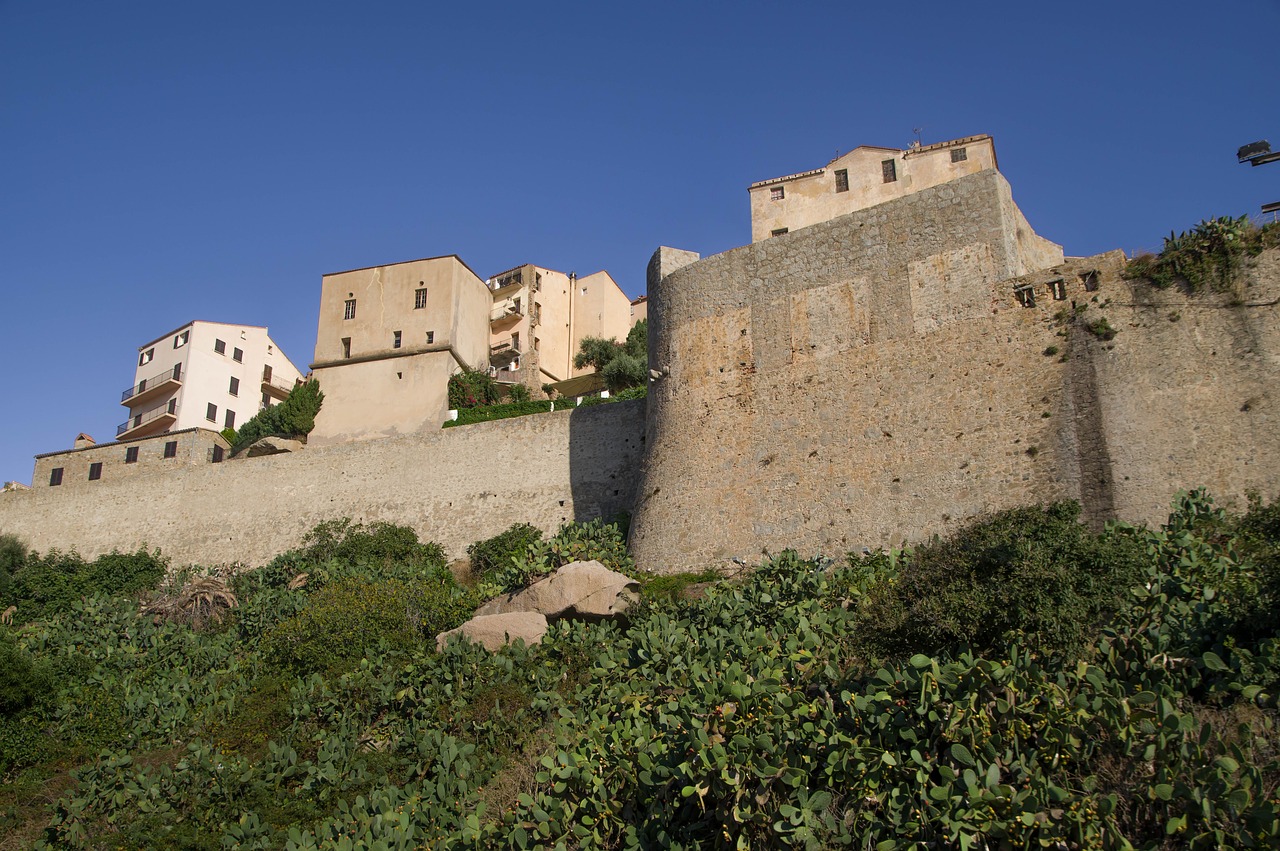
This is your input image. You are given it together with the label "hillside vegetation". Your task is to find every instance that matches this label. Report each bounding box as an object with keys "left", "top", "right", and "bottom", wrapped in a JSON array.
[{"left": 1, "top": 491, "right": 1278, "bottom": 849}]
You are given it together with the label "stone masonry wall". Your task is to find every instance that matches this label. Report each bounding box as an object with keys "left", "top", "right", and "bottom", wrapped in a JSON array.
[
  {"left": 630, "top": 168, "right": 1280, "bottom": 573},
  {"left": 0, "top": 401, "right": 644, "bottom": 567}
]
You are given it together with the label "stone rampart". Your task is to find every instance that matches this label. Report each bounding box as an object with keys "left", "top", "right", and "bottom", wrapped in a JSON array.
[
  {"left": 0, "top": 402, "right": 644, "bottom": 567},
  {"left": 630, "top": 169, "right": 1280, "bottom": 572}
]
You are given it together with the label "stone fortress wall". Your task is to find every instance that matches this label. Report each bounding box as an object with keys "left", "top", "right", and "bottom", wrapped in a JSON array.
[
  {"left": 629, "top": 169, "right": 1280, "bottom": 572},
  {"left": 0, "top": 402, "right": 643, "bottom": 567}
]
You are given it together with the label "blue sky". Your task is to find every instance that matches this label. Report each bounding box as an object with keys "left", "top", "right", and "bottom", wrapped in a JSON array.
[{"left": 2, "top": 1, "right": 1277, "bottom": 486}]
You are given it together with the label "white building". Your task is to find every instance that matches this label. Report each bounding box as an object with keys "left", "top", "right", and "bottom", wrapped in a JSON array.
[{"left": 118, "top": 321, "right": 304, "bottom": 440}]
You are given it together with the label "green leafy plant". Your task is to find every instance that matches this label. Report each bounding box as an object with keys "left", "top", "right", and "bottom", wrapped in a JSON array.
[
  {"left": 443, "top": 399, "right": 554, "bottom": 428},
  {"left": 1125, "top": 216, "right": 1280, "bottom": 292},
  {"left": 505, "top": 383, "right": 532, "bottom": 403},
  {"left": 467, "top": 523, "right": 544, "bottom": 586},
  {"left": 448, "top": 368, "right": 500, "bottom": 410},
  {"left": 230, "top": 378, "right": 324, "bottom": 455}
]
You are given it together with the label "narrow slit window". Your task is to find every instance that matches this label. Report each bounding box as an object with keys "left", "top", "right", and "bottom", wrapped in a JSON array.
[
  {"left": 393, "top": 330, "right": 402, "bottom": 349},
  {"left": 1049, "top": 278, "right": 1066, "bottom": 301}
]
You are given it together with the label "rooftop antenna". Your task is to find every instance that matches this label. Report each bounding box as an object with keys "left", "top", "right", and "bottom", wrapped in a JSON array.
[{"left": 911, "top": 127, "right": 924, "bottom": 148}]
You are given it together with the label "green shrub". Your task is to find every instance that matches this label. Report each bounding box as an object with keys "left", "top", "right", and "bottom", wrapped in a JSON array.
[
  {"left": 492, "top": 517, "right": 634, "bottom": 593},
  {"left": 448, "top": 369, "right": 500, "bottom": 409},
  {"left": 0, "top": 533, "right": 27, "bottom": 604},
  {"left": 0, "top": 632, "right": 53, "bottom": 717},
  {"left": 467, "top": 523, "right": 543, "bottom": 584},
  {"left": 1124, "top": 216, "right": 1280, "bottom": 292},
  {"left": 262, "top": 575, "right": 473, "bottom": 675},
  {"left": 1084, "top": 316, "right": 1117, "bottom": 340},
  {"left": 443, "top": 399, "right": 554, "bottom": 427},
  {"left": 6, "top": 548, "right": 166, "bottom": 623},
  {"left": 231, "top": 378, "right": 324, "bottom": 455},
  {"left": 505, "top": 383, "right": 532, "bottom": 403},
  {"left": 854, "top": 501, "right": 1145, "bottom": 663}
]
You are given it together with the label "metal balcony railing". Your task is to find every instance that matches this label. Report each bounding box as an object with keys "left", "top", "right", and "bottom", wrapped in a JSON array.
[
  {"left": 117, "top": 399, "right": 177, "bottom": 437},
  {"left": 490, "top": 301, "right": 525, "bottom": 323},
  {"left": 121, "top": 364, "right": 182, "bottom": 403}
]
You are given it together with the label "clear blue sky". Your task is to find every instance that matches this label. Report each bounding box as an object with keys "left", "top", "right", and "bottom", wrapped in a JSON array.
[{"left": 2, "top": 1, "right": 1277, "bottom": 487}]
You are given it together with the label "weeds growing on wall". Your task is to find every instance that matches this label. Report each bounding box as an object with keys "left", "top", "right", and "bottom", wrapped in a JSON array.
[
  {"left": 3, "top": 495, "right": 1279, "bottom": 848},
  {"left": 1125, "top": 216, "right": 1280, "bottom": 293}
]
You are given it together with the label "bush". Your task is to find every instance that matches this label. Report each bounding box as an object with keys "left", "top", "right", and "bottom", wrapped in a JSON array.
[
  {"left": 601, "top": 353, "right": 646, "bottom": 393},
  {"left": 0, "top": 533, "right": 27, "bottom": 605},
  {"left": 6, "top": 548, "right": 167, "bottom": 624},
  {"left": 491, "top": 518, "right": 634, "bottom": 593},
  {"left": 443, "top": 400, "right": 554, "bottom": 427},
  {"left": 1124, "top": 216, "right": 1280, "bottom": 292},
  {"left": 505, "top": 383, "right": 532, "bottom": 403},
  {"left": 467, "top": 523, "right": 543, "bottom": 585},
  {"left": 261, "top": 575, "right": 473, "bottom": 675},
  {"left": 231, "top": 378, "right": 324, "bottom": 455},
  {"left": 853, "top": 501, "right": 1145, "bottom": 663},
  {"left": 0, "top": 632, "right": 53, "bottom": 717},
  {"left": 448, "top": 369, "right": 500, "bottom": 410}
]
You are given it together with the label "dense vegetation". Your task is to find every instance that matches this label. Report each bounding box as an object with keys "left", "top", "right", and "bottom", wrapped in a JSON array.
[
  {"left": 228, "top": 379, "right": 325, "bottom": 456},
  {"left": 1124, "top": 216, "right": 1280, "bottom": 294},
  {"left": 574, "top": 320, "right": 647, "bottom": 394},
  {"left": 1, "top": 491, "right": 1277, "bottom": 848}
]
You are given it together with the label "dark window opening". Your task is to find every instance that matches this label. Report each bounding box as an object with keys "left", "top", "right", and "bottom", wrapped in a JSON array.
[
  {"left": 882, "top": 159, "right": 897, "bottom": 183},
  {"left": 206, "top": 403, "right": 217, "bottom": 422},
  {"left": 1014, "top": 285, "right": 1036, "bottom": 308},
  {"left": 1049, "top": 278, "right": 1067, "bottom": 301},
  {"left": 163, "top": 441, "right": 178, "bottom": 459},
  {"left": 50, "top": 467, "right": 63, "bottom": 486},
  {"left": 425, "top": 331, "right": 435, "bottom": 344},
  {"left": 232, "top": 347, "right": 243, "bottom": 363},
  {"left": 214, "top": 339, "right": 226, "bottom": 355},
  {"left": 393, "top": 330, "right": 402, "bottom": 349},
  {"left": 125, "top": 446, "right": 139, "bottom": 464},
  {"left": 344, "top": 299, "right": 357, "bottom": 320},
  {"left": 771, "top": 228, "right": 789, "bottom": 237},
  {"left": 341, "top": 337, "right": 351, "bottom": 359},
  {"left": 835, "top": 169, "right": 849, "bottom": 192},
  {"left": 770, "top": 186, "right": 784, "bottom": 201},
  {"left": 414, "top": 288, "right": 427, "bottom": 309},
  {"left": 229, "top": 377, "right": 239, "bottom": 396},
  {"left": 88, "top": 462, "right": 102, "bottom": 481},
  {"left": 1080, "top": 271, "right": 1100, "bottom": 292},
  {"left": 225, "top": 410, "right": 235, "bottom": 429},
  {"left": 212, "top": 446, "right": 224, "bottom": 463},
  {"left": 951, "top": 147, "right": 967, "bottom": 163}
]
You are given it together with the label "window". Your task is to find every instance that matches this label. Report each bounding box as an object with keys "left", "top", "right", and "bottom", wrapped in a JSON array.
[
  {"left": 261, "top": 392, "right": 271, "bottom": 408},
  {"left": 125, "top": 446, "right": 139, "bottom": 464},
  {"left": 341, "top": 337, "right": 351, "bottom": 359},
  {"left": 163, "top": 441, "right": 178, "bottom": 459},
  {"left": 1080, "top": 270, "right": 1100, "bottom": 292},
  {"left": 771, "top": 228, "right": 789, "bottom": 237},
  {"left": 174, "top": 330, "right": 189, "bottom": 348},
  {"left": 225, "top": 410, "right": 235, "bottom": 429},
  {"left": 344, "top": 299, "right": 357, "bottom": 320},
  {"left": 232, "top": 347, "right": 243, "bottom": 363},
  {"left": 882, "top": 159, "right": 897, "bottom": 183},
  {"left": 425, "top": 331, "right": 434, "bottom": 344},
  {"left": 951, "top": 147, "right": 967, "bottom": 163},
  {"left": 212, "top": 446, "right": 224, "bottom": 463},
  {"left": 262, "top": 365, "right": 272, "bottom": 382},
  {"left": 512, "top": 332, "right": 520, "bottom": 352},
  {"left": 835, "top": 169, "right": 849, "bottom": 192},
  {"left": 214, "top": 339, "right": 226, "bottom": 355},
  {"left": 393, "top": 330, "right": 402, "bottom": 349},
  {"left": 88, "top": 462, "right": 102, "bottom": 481},
  {"left": 49, "top": 467, "right": 63, "bottom": 486},
  {"left": 139, "top": 348, "right": 154, "bottom": 366},
  {"left": 1049, "top": 278, "right": 1067, "bottom": 301},
  {"left": 206, "top": 402, "right": 217, "bottom": 422},
  {"left": 770, "top": 186, "right": 784, "bottom": 201},
  {"left": 1014, "top": 285, "right": 1036, "bottom": 308},
  {"left": 229, "top": 377, "right": 240, "bottom": 396},
  {"left": 414, "top": 288, "right": 427, "bottom": 309}
]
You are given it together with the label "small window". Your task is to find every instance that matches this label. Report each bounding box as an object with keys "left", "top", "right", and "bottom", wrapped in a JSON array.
[
  {"left": 393, "top": 330, "right": 402, "bottom": 349},
  {"left": 770, "top": 186, "right": 784, "bottom": 201},
  {"left": 771, "top": 228, "right": 789, "bottom": 237},
  {"left": 206, "top": 403, "right": 217, "bottom": 422},
  {"left": 139, "top": 348, "right": 154, "bottom": 366},
  {"left": 229, "top": 377, "right": 240, "bottom": 396},
  {"left": 163, "top": 441, "right": 178, "bottom": 459},
  {"left": 214, "top": 339, "right": 226, "bottom": 355},
  {"left": 1014, "top": 285, "right": 1036, "bottom": 308},
  {"left": 425, "top": 331, "right": 435, "bottom": 344},
  {"left": 49, "top": 467, "right": 63, "bottom": 486},
  {"left": 125, "top": 446, "right": 139, "bottom": 464},
  {"left": 261, "top": 392, "right": 271, "bottom": 407},
  {"left": 882, "top": 159, "right": 897, "bottom": 183},
  {"left": 225, "top": 409, "right": 235, "bottom": 429},
  {"left": 951, "top": 147, "right": 967, "bottom": 163},
  {"left": 414, "top": 288, "right": 427, "bottom": 309},
  {"left": 232, "top": 347, "right": 243, "bottom": 363},
  {"left": 174, "top": 330, "right": 189, "bottom": 348},
  {"left": 1049, "top": 278, "right": 1067, "bottom": 301},
  {"left": 341, "top": 337, "right": 351, "bottom": 359},
  {"left": 1080, "top": 270, "right": 1100, "bottom": 292},
  {"left": 88, "top": 462, "right": 102, "bottom": 481},
  {"left": 834, "top": 169, "right": 849, "bottom": 192},
  {"left": 344, "top": 299, "right": 357, "bottom": 320},
  {"left": 212, "top": 446, "right": 224, "bottom": 463}
]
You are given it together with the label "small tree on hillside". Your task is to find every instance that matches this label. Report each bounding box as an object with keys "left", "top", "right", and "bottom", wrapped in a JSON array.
[
  {"left": 231, "top": 378, "right": 325, "bottom": 455},
  {"left": 573, "top": 319, "right": 648, "bottom": 393}
]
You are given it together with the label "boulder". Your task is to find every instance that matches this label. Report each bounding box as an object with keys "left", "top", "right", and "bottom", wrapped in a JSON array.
[
  {"left": 476, "top": 560, "right": 640, "bottom": 621},
  {"left": 435, "top": 611, "right": 548, "bottom": 652},
  {"left": 245, "top": 436, "right": 305, "bottom": 457}
]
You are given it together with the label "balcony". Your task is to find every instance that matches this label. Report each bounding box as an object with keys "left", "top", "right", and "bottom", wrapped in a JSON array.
[
  {"left": 117, "top": 398, "right": 177, "bottom": 439},
  {"left": 121, "top": 364, "right": 182, "bottom": 408},
  {"left": 490, "top": 338, "right": 522, "bottom": 367},
  {"left": 261, "top": 374, "right": 297, "bottom": 401},
  {"left": 490, "top": 299, "right": 524, "bottom": 326}
]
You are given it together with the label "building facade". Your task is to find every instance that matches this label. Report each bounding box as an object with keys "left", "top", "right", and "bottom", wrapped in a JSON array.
[
  {"left": 487, "top": 264, "right": 636, "bottom": 395},
  {"left": 119, "top": 321, "right": 304, "bottom": 441},
  {"left": 307, "top": 255, "right": 492, "bottom": 445},
  {"left": 748, "top": 134, "right": 998, "bottom": 242},
  {"left": 32, "top": 428, "right": 231, "bottom": 491}
]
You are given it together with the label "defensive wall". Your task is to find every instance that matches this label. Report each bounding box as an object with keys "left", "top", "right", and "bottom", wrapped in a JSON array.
[
  {"left": 630, "top": 169, "right": 1280, "bottom": 572},
  {"left": 0, "top": 402, "right": 644, "bottom": 567}
]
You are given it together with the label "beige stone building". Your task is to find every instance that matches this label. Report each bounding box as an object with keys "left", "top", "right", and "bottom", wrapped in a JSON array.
[
  {"left": 486, "top": 264, "right": 636, "bottom": 394},
  {"left": 748, "top": 134, "right": 998, "bottom": 242},
  {"left": 308, "top": 255, "right": 492, "bottom": 445},
  {"left": 32, "top": 428, "right": 231, "bottom": 491},
  {"left": 119, "top": 321, "right": 304, "bottom": 441}
]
